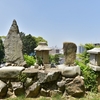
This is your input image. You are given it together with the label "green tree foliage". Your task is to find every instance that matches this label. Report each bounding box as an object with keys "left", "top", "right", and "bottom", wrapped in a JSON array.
[
  {"left": 76, "top": 43, "right": 98, "bottom": 92},
  {"left": 78, "top": 44, "right": 95, "bottom": 64},
  {"left": 78, "top": 51, "right": 90, "bottom": 65},
  {"left": 33, "top": 36, "right": 47, "bottom": 46},
  {"left": 54, "top": 54, "right": 60, "bottom": 64},
  {"left": 83, "top": 43, "right": 94, "bottom": 50},
  {"left": 21, "top": 34, "right": 37, "bottom": 55},
  {"left": 0, "top": 38, "right": 5, "bottom": 64},
  {"left": 0, "top": 36, "right": 6, "bottom": 39},
  {"left": 19, "top": 32, "right": 47, "bottom": 55},
  {"left": 49, "top": 54, "right": 55, "bottom": 63},
  {"left": 49, "top": 54, "right": 60, "bottom": 64}
]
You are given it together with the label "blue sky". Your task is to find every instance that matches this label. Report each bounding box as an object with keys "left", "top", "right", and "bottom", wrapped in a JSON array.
[{"left": 0, "top": 0, "right": 100, "bottom": 48}]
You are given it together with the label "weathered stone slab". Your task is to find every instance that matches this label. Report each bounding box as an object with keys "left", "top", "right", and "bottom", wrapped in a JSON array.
[
  {"left": 4, "top": 20, "right": 24, "bottom": 65},
  {"left": 57, "top": 64, "right": 80, "bottom": 77},
  {"left": 38, "top": 69, "right": 61, "bottom": 83},
  {"left": 88, "top": 63, "right": 100, "bottom": 71},
  {"left": 63, "top": 42, "right": 77, "bottom": 65},
  {"left": 22, "top": 68, "right": 38, "bottom": 77},
  {"left": 0, "top": 66, "right": 25, "bottom": 78}
]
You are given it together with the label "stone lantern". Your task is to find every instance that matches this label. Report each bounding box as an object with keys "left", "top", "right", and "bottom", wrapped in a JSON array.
[
  {"left": 87, "top": 48, "right": 100, "bottom": 71},
  {"left": 34, "top": 42, "right": 51, "bottom": 64}
]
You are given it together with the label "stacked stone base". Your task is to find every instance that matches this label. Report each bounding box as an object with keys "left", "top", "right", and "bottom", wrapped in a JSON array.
[{"left": 0, "top": 66, "right": 85, "bottom": 99}]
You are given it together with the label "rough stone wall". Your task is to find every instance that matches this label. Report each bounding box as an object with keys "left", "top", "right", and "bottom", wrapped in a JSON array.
[{"left": 0, "top": 67, "right": 85, "bottom": 99}]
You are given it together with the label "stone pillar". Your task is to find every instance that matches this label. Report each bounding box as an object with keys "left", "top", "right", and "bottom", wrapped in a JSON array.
[
  {"left": 63, "top": 42, "right": 77, "bottom": 66},
  {"left": 57, "top": 42, "right": 80, "bottom": 77},
  {"left": 4, "top": 20, "right": 24, "bottom": 65}
]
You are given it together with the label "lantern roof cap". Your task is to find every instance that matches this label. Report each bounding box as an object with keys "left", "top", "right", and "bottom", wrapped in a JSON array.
[{"left": 34, "top": 42, "right": 52, "bottom": 51}]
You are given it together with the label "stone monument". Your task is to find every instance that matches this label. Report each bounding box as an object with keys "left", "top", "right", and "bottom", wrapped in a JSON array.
[
  {"left": 4, "top": 20, "right": 24, "bottom": 65},
  {"left": 57, "top": 42, "right": 80, "bottom": 77},
  {"left": 63, "top": 42, "right": 77, "bottom": 66}
]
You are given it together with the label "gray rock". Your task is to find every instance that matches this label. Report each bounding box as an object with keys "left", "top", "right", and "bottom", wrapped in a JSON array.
[
  {"left": 41, "top": 81, "right": 58, "bottom": 91},
  {"left": 38, "top": 71, "right": 47, "bottom": 83},
  {"left": 65, "top": 78, "right": 74, "bottom": 84},
  {"left": 57, "top": 80, "right": 66, "bottom": 88},
  {"left": 20, "top": 61, "right": 28, "bottom": 67},
  {"left": 57, "top": 80, "right": 66, "bottom": 92},
  {"left": 0, "top": 66, "right": 25, "bottom": 78},
  {"left": 40, "top": 88, "right": 50, "bottom": 97},
  {"left": 11, "top": 82, "right": 24, "bottom": 96},
  {"left": 34, "top": 63, "right": 39, "bottom": 69},
  {"left": 5, "top": 62, "right": 12, "bottom": 66},
  {"left": 0, "top": 80, "right": 8, "bottom": 98},
  {"left": 24, "top": 78, "right": 33, "bottom": 88},
  {"left": 50, "top": 90, "right": 62, "bottom": 97},
  {"left": 7, "top": 88, "right": 13, "bottom": 97},
  {"left": 26, "top": 82, "right": 40, "bottom": 97},
  {"left": 65, "top": 76, "right": 85, "bottom": 97},
  {"left": 4, "top": 20, "right": 24, "bottom": 65},
  {"left": 63, "top": 42, "right": 77, "bottom": 66}
]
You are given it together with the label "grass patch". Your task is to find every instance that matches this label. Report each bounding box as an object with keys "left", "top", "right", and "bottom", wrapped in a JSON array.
[
  {"left": 79, "top": 92, "right": 100, "bottom": 100},
  {"left": 5, "top": 92, "right": 100, "bottom": 100}
]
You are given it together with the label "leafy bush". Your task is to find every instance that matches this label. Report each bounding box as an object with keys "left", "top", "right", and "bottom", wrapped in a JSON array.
[
  {"left": 49, "top": 54, "right": 55, "bottom": 63},
  {"left": 49, "top": 54, "right": 61, "bottom": 64},
  {"left": 17, "top": 73, "right": 27, "bottom": 83},
  {"left": 37, "top": 56, "right": 43, "bottom": 66},
  {"left": 84, "top": 43, "right": 94, "bottom": 50},
  {"left": 76, "top": 43, "right": 98, "bottom": 92},
  {"left": 76, "top": 61, "right": 98, "bottom": 92},
  {"left": 24, "top": 54, "right": 36, "bottom": 66}
]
